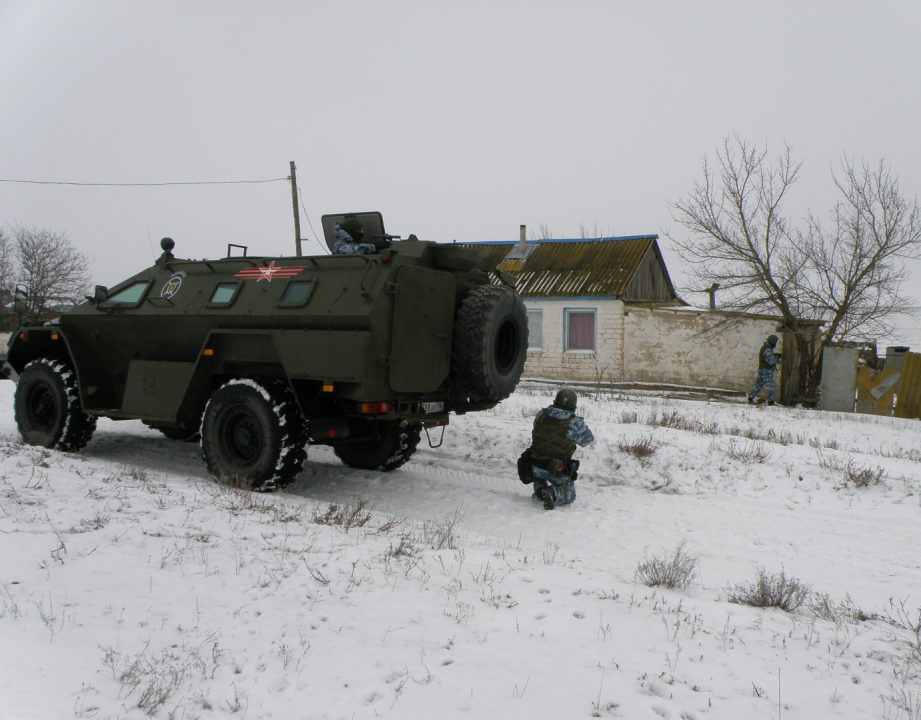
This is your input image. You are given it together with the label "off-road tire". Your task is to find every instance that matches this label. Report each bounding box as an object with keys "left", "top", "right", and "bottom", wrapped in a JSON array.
[
  {"left": 334, "top": 418, "right": 422, "bottom": 471},
  {"left": 200, "top": 378, "right": 308, "bottom": 491},
  {"left": 14, "top": 359, "right": 96, "bottom": 452},
  {"left": 451, "top": 285, "right": 528, "bottom": 401}
]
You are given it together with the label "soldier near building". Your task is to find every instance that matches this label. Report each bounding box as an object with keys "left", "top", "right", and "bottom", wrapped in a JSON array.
[
  {"left": 528, "top": 387, "right": 594, "bottom": 510},
  {"left": 332, "top": 217, "right": 380, "bottom": 255},
  {"left": 747, "top": 334, "right": 782, "bottom": 405}
]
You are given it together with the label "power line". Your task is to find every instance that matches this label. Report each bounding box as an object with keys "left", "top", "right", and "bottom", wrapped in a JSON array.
[{"left": 0, "top": 177, "right": 288, "bottom": 187}]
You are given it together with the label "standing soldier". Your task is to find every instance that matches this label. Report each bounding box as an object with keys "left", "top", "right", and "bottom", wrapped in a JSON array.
[
  {"left": 529, "top": 387, "right": 594, "bottom": 510},
  {"left": 747, "top": 334, "right": 782, "bottom": 405}
]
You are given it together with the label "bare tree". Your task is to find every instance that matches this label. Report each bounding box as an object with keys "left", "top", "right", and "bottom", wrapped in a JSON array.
[
  {"left": 0, "top": 227, "right": 15, "bottom": 303},
  {"left": 665, "top": 135, "right": 805, "bottom": 324},
  {"left": 666, "top": 135, "right": 921, "bottom": 400},
  {"left": 800, "top": 158, "right": 920, "bottom": 343},
  {"left": 530, "top": 222, "right": 553, "bottom": 240},
  {"left": 11, "top": 225, "right": 92, "bottom": 316}
]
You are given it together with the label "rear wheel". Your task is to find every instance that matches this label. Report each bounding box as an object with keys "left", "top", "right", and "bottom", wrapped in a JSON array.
[
  {"left": 200, "top": 379, "right": 308, "bottom": 491},
  {"left": 334, "top": 418, "right": 422, "bottom": 471},
  {"left": 14, "top": 359, "right": 96, "bottom": 452}
]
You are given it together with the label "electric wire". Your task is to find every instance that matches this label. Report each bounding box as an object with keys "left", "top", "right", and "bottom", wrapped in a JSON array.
[
  {"left": 296, "top": 185, "right": 329, "bottom": 255},
  {"left": 0, "top": 177, "right": 288, "bottom": 187}
]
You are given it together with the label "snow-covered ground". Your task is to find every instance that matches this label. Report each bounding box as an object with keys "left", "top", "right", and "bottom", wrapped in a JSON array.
[{"left": 1, "top": 380, "right": 920, "bottom": 720}]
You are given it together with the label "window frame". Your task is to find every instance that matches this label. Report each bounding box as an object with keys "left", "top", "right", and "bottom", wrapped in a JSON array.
[
  {"left": 564, "top": 308, "right": 597, "bottom": 353},
  {"left": 98, "top": 280, "right": 152, "bottom": 309},
  {"left": 526, "top": 308, "right": 543, "bottom": 351},
  {"left": 276, "top": 279, "right": 317, "bottom": 308},
  {"left": 204, "top": 281, "right": 243, "bottom": 308}
]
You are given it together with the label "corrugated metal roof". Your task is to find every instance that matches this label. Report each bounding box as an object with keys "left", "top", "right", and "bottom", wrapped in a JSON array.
[{"left": 458, "top": 236, "right": 660, "bottom": 298}]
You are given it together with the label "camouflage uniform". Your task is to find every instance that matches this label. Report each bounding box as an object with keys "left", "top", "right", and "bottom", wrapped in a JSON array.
[
  {"left": 748, "top": 341, "right": 780, "bottom": 403},
  {"left": 332, "top": 221, "right": 378, "bottom": 255},
  {"left": 531, "top": 405, "right": 594, "bottom": 506}
]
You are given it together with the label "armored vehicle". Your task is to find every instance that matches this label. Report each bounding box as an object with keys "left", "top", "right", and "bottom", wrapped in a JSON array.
[{"left": 5, "top": 213, "right": 528, "bottom": 490}]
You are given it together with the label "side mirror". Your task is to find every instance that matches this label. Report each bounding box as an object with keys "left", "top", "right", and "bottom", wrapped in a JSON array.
[
  {"left": 94, "top": 285, "right": 108, "bottom": 302},
  {"left": 12, "top": 285, "right": 27, "bottom": 314}
]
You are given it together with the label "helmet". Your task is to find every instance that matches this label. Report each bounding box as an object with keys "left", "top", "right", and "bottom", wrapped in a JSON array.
[
  {"left": 553, "top": 387, "right": 578, "bottom": 412},
  {"left": 340, "top": 217, "right": 364, "bottom": 240},
  {"left": 767, "top": 334, "right": 779, "bottom": 346}
]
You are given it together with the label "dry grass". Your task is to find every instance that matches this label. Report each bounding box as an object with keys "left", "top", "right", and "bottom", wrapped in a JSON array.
[
  {"left": 311, "top": 499, "right": 372, "bottom": 530},
  {"left": 635, "top": 541, "right": 699, "bottom": 590},
  {"left": 726, "top": 566, "right": 811, "bottom": 611},
  {"left": 616, "top": 434, "right": 661, "bottom": 460}
]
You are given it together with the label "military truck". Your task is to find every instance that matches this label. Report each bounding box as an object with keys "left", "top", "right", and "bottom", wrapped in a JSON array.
[{"left": 4, "top": 213, "right": 528, "bottom": 490}]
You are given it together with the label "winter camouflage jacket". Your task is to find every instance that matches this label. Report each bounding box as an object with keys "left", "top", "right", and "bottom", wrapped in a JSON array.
[{"left": 332, "top": 221, "right": 379, "bottom": 255}]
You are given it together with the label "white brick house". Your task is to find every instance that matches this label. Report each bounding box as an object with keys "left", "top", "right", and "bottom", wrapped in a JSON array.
[{"left": 460, "top": 236, "right": 784, "bottom": 392}]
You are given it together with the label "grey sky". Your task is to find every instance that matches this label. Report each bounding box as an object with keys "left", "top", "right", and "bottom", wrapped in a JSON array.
[{"left": 2, "top": 0, "right": 920, "bottom": 308}]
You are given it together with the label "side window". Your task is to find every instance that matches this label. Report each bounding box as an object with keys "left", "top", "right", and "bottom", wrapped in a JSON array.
[
  {"left": 103, "top": 281, "right": 150, "bottom": 306},
  {"left": 526, "top": 309, "right": 543, "bottom": 350},
  {"left": 207, "top": 282, "right": 241, "bottom": 307},
  {"left": 566, "top": 310, "right": 595, "bottom": 351},
  {"left": 278, "top": 280, "right": 315, "bottom": 307}
]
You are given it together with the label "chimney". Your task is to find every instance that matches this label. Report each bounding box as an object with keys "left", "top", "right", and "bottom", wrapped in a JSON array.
[
  {"left": 520, "top": 225, "right": 526, "bottom": 249},
  {"left": 707, "top": 283, "right": 720, "bottom": 310}
]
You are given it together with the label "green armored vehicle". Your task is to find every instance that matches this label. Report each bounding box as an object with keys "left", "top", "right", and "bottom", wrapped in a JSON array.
[{"left": 5, "top": 213, "right": 528, "bottom": 490}]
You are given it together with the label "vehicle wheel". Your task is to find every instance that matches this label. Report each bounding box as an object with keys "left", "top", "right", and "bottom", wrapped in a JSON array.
[
  {"left": 200, "top": 378, "right": 308, "bottom": 491},
  {"left": 14, "top": 358, "right": 97, "bottom": 451},
  {"left": 451, "top": 285, "right": 528, "bottom": 401},
  {"left": 334, "top": 418, "right": 422, "bottom": 471},
  {"left": 145, "top": 423, "right": 201, "bottom": 443}
]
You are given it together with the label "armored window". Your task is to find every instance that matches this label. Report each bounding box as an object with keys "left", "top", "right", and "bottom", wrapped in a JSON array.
[
  {"left": 566, "top": 310, "right": 595, "bottom": 351},
  {"left": 526, "top": 309, "right": 543, "bottom": 350},
  {"left": 279, "top": 280, "right": 314, "bottom": 306},
  {"left": 209, "top": 283, "right": 238, "bottom": 304},
  {"left": 105, "top": 282, "right": 149, "bottom": 304}
]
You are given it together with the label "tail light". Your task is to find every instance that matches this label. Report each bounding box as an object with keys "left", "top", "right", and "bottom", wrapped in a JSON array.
[{"left": 361, "top": 402, "right": 393, "bottom": 414}]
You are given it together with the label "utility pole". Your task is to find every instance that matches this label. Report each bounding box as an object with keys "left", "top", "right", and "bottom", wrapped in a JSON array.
[{"left": 289, "top": 161, "right": 303, "bottom": 257}]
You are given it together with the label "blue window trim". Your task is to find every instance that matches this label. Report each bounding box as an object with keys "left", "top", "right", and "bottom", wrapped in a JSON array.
[{"left": 563, "top": 307, "right": 597, "bottom": 352}]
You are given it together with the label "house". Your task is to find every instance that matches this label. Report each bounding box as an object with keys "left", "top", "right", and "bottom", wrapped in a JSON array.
[{"left": 459, "top": 233, "right": 785, "bottom": 393}]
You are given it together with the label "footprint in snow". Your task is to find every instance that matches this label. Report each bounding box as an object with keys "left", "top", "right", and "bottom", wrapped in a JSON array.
[{"left": 572, "top": 610, "right": 585, "bottom": 619}]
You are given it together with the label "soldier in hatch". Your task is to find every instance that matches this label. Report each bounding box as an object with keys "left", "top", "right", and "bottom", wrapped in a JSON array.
[
  {"left": 530, "top": 387, "right": 595, "bottom": 510},
  {"left": 747, "top": 334, "right": 782, "bottom": 406},
  {"left": 332, "top": 217, "right": 380, "bottom": 255}
]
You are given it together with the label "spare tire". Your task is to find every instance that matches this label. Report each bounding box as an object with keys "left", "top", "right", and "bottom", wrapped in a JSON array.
[{"left": 451, "top": 285, "right": 528, "bottom": 401}]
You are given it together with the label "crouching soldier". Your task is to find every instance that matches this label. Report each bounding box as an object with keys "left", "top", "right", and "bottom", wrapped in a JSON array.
[
  {"left": 747, "top": 334, "right": 782, "bottom": 405},
  {"left": 529, "top": 387, "right": 594, "bottom": 510}
]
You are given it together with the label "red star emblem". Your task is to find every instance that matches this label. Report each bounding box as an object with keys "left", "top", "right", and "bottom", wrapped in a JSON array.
[
  {"left": 257, "top": 261, "right": 278, "bottom": 282},
  {"left": 234, "top": 262, "right": 305, "bottom": 282}
]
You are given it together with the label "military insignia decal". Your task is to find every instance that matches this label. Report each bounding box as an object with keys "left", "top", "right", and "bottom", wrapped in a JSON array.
[
  {"left": 160, "top": 272, "right": 186, "bottom": 299},
  {"left": 235, "top": 261, "right": 305, "bottom": 283}
]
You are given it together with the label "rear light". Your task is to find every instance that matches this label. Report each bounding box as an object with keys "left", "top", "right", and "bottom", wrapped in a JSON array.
[{"left": 361, "top": 401, "right": 393, "bottom": 414}]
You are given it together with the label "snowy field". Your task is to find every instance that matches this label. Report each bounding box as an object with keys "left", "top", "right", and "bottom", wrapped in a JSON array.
[{"left": 1, "top": 380, "right": 920, "bottom": 720}]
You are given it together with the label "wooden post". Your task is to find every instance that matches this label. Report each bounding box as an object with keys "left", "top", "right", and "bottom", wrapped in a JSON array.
[{"left": 290, "top": 161, "right": 302, "bottom": 257}]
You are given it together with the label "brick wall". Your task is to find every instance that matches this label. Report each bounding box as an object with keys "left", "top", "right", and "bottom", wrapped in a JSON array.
[
  {"left": 522, "top": 300, "right": 781, "bottom": 392},
  {"left": 523, "top": 298, "right": 624, "bottom": 383}
]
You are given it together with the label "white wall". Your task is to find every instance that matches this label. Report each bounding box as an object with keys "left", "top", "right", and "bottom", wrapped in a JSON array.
[
  {"left": 623, "top": 307, "right": 780, "bottom": 391},
  {"left": 523, "top": 299, "right": 624, "bottom": 383},
  {"left": 523, "top": 301, "right": 782, "bottom": 391}
]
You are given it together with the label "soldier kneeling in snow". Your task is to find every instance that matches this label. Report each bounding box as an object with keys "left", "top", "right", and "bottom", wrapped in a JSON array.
[{"left": 521, "top": 387, "right": 595, "bottom": 510}]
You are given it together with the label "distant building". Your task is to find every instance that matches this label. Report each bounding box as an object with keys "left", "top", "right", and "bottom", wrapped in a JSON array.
[{"left": 459, "top": 234, "right": 785, "bottom": 392}]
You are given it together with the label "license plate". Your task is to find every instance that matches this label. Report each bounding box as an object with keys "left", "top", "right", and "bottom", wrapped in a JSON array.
[{"left": 420, "top": 402, "right": 443, "bottom": 413}]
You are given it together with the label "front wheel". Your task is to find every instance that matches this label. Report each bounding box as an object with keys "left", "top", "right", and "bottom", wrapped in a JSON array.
[
  {"left": 14, "top": 359, "right": 96, "bottom": 451},
  {"left": 200, "top": 379, "right": 308, "bottom": 491},
  {"left": 334, "top": 418, "right": 422, "bottom": 471}
]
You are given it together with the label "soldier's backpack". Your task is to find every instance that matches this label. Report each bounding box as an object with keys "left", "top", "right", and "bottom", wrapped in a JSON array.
[{"left": 517, "top": 447, "right": 534, "bottom": 484}]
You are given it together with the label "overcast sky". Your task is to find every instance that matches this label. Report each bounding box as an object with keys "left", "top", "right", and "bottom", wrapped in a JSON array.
[{"left": 2, "top": 1, "right": 920, "bottom": 307}]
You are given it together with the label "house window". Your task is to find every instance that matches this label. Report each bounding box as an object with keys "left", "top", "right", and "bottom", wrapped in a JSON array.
[
  {"left": 526, "top": 309, "right": 543, "bottom": 350},
  {"left": 566, "top": 310, "right": 595, "bottom": 351}
]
